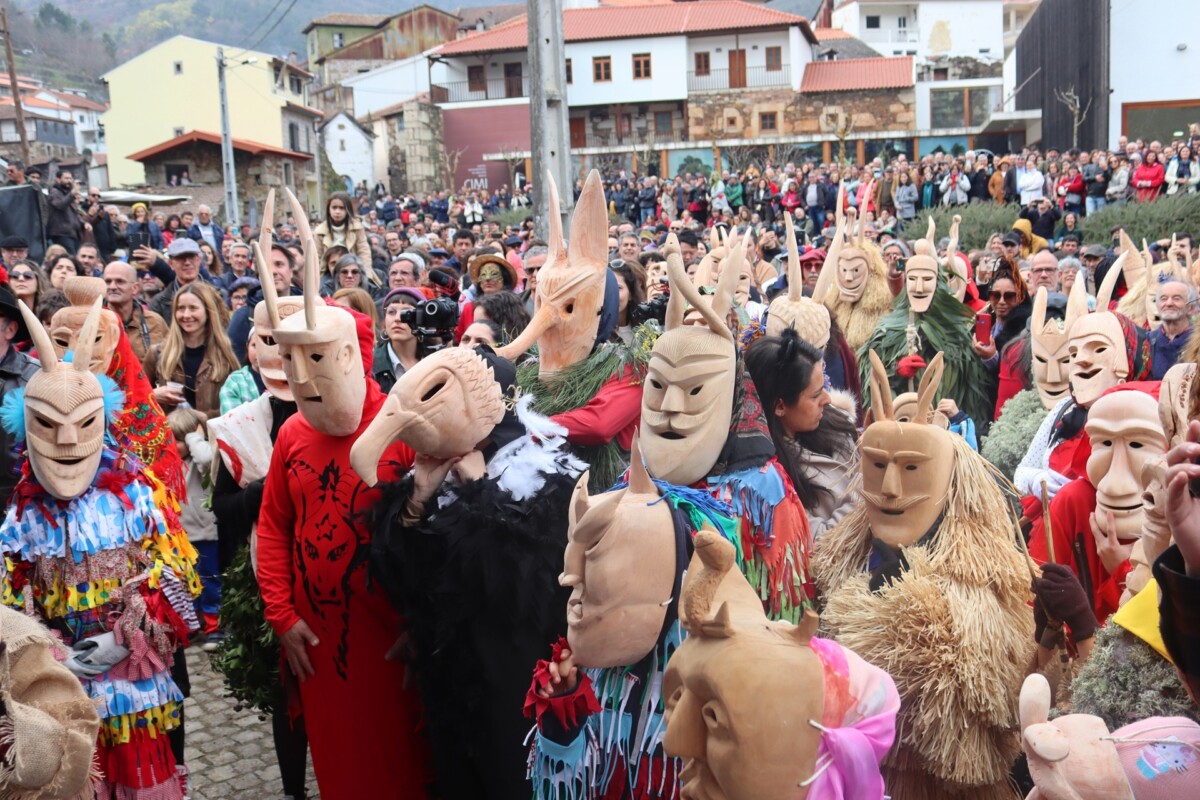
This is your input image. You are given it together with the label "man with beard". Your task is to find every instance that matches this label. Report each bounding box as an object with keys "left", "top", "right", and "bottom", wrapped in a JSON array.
[{"left": 1150, "top": 281, "right": 1191, "bottom": 379}]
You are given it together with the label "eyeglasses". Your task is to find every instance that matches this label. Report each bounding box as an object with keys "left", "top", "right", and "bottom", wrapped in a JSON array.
[
  {"left": 989, "top": 290, "right": 1018, "bottom": 303},
  {"left": 9, "top": 271, "right": 34, "bottom": 280},
  {"left": 340, "top": 269, "right": 361, "bottom": 276},
  {"left": 1002, "top": 242, "right": 1018, "bottom": 248}
]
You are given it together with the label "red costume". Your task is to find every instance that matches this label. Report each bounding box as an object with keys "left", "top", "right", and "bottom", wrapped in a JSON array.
[{"left": 255, "top": 315, "right": 430, "bottom": 799}]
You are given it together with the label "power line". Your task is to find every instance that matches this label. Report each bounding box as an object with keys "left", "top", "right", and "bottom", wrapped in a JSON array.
[
  {"left": 229, "top": 0, "right": 286, "bottom": 53},
  {"left": 233, "top": 0, "right": 300, "bottom": 59}
]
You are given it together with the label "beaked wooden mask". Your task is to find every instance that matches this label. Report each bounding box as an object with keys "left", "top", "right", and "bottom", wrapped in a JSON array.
[
  {"left": 272, "top": 218, "right": 366, "bottom": 437},
  {"left": 49, "top": 277, "right": 122, "bottom": 375},
  {"left": 561, "top": 434, "right": 675, "bottom": 668},
  {"left": 641, "top": 234, "right": 737, "bottom": 487},
  {"left": 496, "top": 170, "right": 608, "bottom": 377},
  {"left": 861, "top": 350, "right": 955, "bottom": 549},
  {"left": 1085, "top": 389, "right": 1166, "bottom": 542},
  {"left": 252, "top": 237, "right": 304, "bottom": 402},
  {"left": 766, "top": 212, "right": 832, "bottom": 348},
  {"left": 20, "top": 297, "right": 108, "bottom": 500},
  {"left": 1031, "top": 286, "right": 1084, "bottom": 410},
  {"left": 664, "top": 531, "right": 824, "bottom": 800},
  {"left": 350, "top": 347, "right": 506, "bottom": 487}
]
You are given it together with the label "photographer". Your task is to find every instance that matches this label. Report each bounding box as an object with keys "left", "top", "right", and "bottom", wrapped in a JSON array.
[{"left": 372, "top": 287, "right": 458, "bottom": 392}]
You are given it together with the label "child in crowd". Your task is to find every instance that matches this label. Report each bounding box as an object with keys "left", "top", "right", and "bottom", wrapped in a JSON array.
[{"left": 168, "top": 406, "right": 222, "bottom": 649}]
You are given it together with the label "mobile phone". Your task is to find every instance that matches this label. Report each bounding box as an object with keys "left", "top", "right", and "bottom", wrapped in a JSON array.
[
  {"left": 128, "top": 231, "right": 151, "bottom": 251},
  {"left": 974, "top": 312, "right": 993, "bottom": 347}
]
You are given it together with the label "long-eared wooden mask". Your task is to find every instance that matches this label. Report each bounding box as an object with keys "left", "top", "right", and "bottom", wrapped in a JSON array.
[
  {"left": 1031, "top": 286, "right": 1085, "bottom": 410},
  {"left": 766, "top": 212, "right": 833, "bottom": 347},
  {"left": 496, "top": 170, "right": 608, "bottom": 378}
]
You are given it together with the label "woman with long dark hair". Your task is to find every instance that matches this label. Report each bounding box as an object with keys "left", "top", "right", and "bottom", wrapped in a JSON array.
[{"left": 745, "top": 329, "right": 859, "bottom": 538}]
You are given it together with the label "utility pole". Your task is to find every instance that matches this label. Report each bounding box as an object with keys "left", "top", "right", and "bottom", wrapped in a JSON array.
[
  {"left": 0, "top": 8, "right": 30, "bottom": 166},
  {"left": 216, "top": 47, "right": 240, "bottom": 226},
  {"left": 527, "top": 0, "right": 572, "bottom": 239}
]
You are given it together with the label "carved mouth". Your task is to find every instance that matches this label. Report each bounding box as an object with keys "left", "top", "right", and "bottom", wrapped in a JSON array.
[
  {"left": 881, "top": 509, "right": 904, "bottom": 516},
  {"left": 660, "top": 432, "right": 685, "bottom": 441},
  {"left": 302, "top": 395, "right": 323, "bottom": 403},
  {"left": 54, "top": 457, "right": 84, "bottom": 466},
  {"left": 1076, "top": 368, "right": 1100, "bottom": 381}
]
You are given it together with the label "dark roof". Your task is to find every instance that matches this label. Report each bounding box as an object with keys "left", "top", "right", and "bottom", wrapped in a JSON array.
[
  {"left": 765, "top": 0, "right": 826, "bottom": 18},
  {"left": 127, "top": 131, "right": 312, "bottom": 162},
  {"left": 302, "top": 14, "right": 390, "bottom": 34}
]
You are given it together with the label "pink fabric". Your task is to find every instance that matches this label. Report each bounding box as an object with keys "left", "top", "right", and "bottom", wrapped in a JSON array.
[
  {"left": 807, "top": 637, "right": 900, "bottom": 800},
  {"left": 1113, "top": 717, "right": 1200, "bottom": 800}
]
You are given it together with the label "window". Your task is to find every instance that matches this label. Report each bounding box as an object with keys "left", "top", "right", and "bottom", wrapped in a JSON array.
[
  {"left": 284, "top": 161, "right": 294, "bottom": 187},
  {"left": 467, "top": 65, "right": 486, "bottom": 92},
  {"left": 897, "top": 17, "right": 907, "bottom": 29},
  {"left": 865, "top": 15, "right": 880, "bottom": 29},
  {"left": 593, "top": 56, "right": 612, "bottom": 82},
  {"left": 726, "top": 115, "right": 737, "bottom": 128},
  {"left": 619, "top": 113, "right": 632, "bottom": 137},
  {"left": 290, "top": 75, "right": 303, "bottom": 95},
  {"left": 339, "top": 139, "right": 346, "bottom": 151},
  {"left": 694, "top": 51, "right": 711, "bottom": 76},
  {"left": 765, "top": 46, "right": 782, "bottom": 72},
  {"left": 933, "top": 67, "right": 949, "bottom": 81},
  {"left": 654, "top": 111, "right": 673, "bottom": 135},
  {"left": 931, "top": 88, "right": 996, "bottom": 128},
  {"left": 333, "top": 32, "right": 345, "bottom": 48},
  {"left": 173, "top": 127, "right": 184, "bottom": 137},
  {"left": 565, "top": 58, "right": 572, "bottom": 84},
  {"left": 632, "top": 53, "right": 651, "bottom": 79},
  {"left": 288, "top": 122, "right": 301, "bottom": 152},
  {"left": 173, "top": 61, "right": 183, "bottom": 75},
  {"left": 760, "top": 112, "right": 778, "bottom": 132}
]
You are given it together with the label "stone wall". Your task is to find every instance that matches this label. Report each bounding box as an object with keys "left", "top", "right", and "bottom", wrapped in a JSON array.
[
  {"left": 916, "top": 56, "right": 1003, "bottom": 82},
  {"left": 688, "top": 87, "right": 917, "bottom": 140}
]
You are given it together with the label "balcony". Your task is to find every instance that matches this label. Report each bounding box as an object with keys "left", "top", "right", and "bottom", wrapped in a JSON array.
[
  {"left": 572, "top": 122, "right": 688, "bottom": 149},
  {"left": 860, "top": 28, "right": 921, "bottom": 45},
  {"left": 430, "top": 77, "right": 529, "bottom": 104},
  {"left": 687, "top": 65, "right": 790, "bottom": 93}
]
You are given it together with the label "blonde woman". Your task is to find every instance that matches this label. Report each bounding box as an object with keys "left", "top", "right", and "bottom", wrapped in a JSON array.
[{"left": 143, "top": 282, "right": 239, "bottom": 419}]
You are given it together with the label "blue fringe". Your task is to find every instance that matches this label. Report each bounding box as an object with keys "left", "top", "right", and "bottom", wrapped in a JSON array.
[
  {"left": 707, "top": 465, "right": 786, "bottom": 547},
  {"left": 0, "top": 378, "right": 125, "bottom": 442}
]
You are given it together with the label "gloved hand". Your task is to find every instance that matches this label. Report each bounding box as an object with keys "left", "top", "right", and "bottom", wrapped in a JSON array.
[
  {"left": 1033, "top": 563, "right": 1097, "bottom": 643},
  {"left": 1036, "top": 468, "right": 1072, "bottom": 500},
  {"left": 897, "top": 355, "right": 927, "bottom": 379},
  {"left": 63, "top": 632, "right": 130, "bottom": 679}
]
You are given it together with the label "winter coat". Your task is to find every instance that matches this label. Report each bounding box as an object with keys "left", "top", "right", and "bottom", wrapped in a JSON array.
[
  {"left": 1018, "top": 169, "right": 1045, "bottom": 204},
  {"left": 893, "top": 183, "right": 918, "bottom": 219},
  {"left": 1165, "top": 157, "right": 1200, "bottom": 195},
  {"left": 142, "top": 342, "right": 225, "bottom": 421},
  {"left": 1107, "top": 166, "right": 1130, "bottom": 201},
  {"left": 939, "top": 172, "right": 971, "bottom": 206},
  {"left": 45, "top": 183, "right": 83, "bottom": 239},
  {"left": 989, "top": 170, "right": 1007, "bottom": 204},
  {"left": 314, "top": 218, "right": 373, "bottom": 268},
  {"left": 1133, "top": 162, "right": 1165, "bottom": 202}
]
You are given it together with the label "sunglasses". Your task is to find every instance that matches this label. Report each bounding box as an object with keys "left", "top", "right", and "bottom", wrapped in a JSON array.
[
  {"left": 989, "top": 290, "right": 1018, "bottom": 303},
  {"left": 1002, "top": 242, "right": 1018, "bottom": 248},
  {"left": 9, "top": 271, "right": 35, "bottom": 280},
  {"left": 341, "top": 269, "right": 361, "bottom": 276}
]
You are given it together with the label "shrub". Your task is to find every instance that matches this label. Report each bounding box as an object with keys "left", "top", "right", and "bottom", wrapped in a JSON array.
[
  {"left": 905, "top": 203, "right": 1025, "bottom": 251},
  {"left": 1079, "top": 191, "right": 1200, "bottom": 244}
]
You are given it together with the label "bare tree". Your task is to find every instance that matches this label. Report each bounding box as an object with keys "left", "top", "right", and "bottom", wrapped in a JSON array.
[
  {"left": 820, "top": 109, "right": 858, "bottom": 168},
  {"left": 721, "top": 145, "right": 763, "bottom": 174},
  {"left": 440, "top": 146, "right": 467, "bottom": 188},
  {"left": 1054, "top": 85, "right": 1092, "bottom": 150},
  {"left": 495, "top": 147, "right": 528, "bottom": 190}
]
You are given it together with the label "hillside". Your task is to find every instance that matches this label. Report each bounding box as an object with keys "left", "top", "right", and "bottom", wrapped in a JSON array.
[{"left": 5, "top": 0, "right": 513, "bottom": 96}]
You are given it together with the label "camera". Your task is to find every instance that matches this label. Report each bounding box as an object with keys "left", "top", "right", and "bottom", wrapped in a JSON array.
[
  {"left": 399, "top": 297, "right": 459, "bottom": 347},
  {"left": 631, "top": 283, "right": 670, "bottom": 328}
]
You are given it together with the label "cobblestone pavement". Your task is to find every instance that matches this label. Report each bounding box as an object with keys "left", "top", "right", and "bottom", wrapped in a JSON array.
[{"left": 182, "top": 643, "right": 319, "bottom": 800}]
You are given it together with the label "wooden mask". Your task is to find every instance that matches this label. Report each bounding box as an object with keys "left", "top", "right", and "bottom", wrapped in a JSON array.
[
  {"left": 1085, "top": 389, "right": 1166, "bottom": 542},
  {"left": 1031, "top": 286, "right": 1085, "bottom": 411},
  {"left": 20, "top": 297, "right": 108, "bottom": 501},
  {"left": 349, "top": 347, "right": 506, "bottom": 487},
  {"left": 905, "top": 217, "right": 940, "bottom": 313},
  {"left": 827, "top": 184, "right": 870, "bottom": 304},
  {"left": 892, "top": 391, "right": 950, "bottom": 428},
  {"left": 861, "top": 350, "right": 955, "bottom": 549},
  {"left": 252, "top": 235, "right": 304, "bottom": 402},
  {"left": 561, "top": 434, "right": 676, "bottom": 668},
  {"left": 664, "top": 531, "right": 825, "bottom": 800},
  {"left": 496, "top": 170, "right": 608, "bottom": 377},
  {"left": 49, "top": 277, "right": 122, "bottom": 375},
  {"left": 766, "top": 212, "right": 833, "bottom": 347},
  {"left": 942, "top": 215, "right": 967, "bottom": 302},
  {"left": 272, "top": 195, "right": 366, "bottom": 437},
  {"left": 641, "top": 234, "right": 738, "bottom": 487},
  {"left": 1067, "top": 251, "right": 1129, "bottom": 409}
]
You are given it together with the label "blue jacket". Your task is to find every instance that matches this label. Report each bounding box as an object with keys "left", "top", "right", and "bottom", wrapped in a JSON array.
[{"left": 187, "top": 221, "right": 225, "bottom": 260}]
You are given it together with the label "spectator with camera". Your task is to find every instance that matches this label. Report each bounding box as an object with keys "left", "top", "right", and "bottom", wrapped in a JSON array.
[{"left": 373, "top": 287, "right": 436, "bottom": 392}]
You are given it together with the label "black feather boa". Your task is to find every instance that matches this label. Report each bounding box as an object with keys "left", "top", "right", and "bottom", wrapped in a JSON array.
[{"left": 367, "top": 469, "right": 577, "bottom": 734}]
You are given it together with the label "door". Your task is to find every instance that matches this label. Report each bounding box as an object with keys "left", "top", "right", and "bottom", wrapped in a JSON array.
[
  {"left": 504, "top": 63, "right": 523, "bottom": 98},
  {"left": 570, "top": 117, "right": 587, "bottom": 148},
  {"left": 728, "top": 49, "right": 747, "bottom": 89}
]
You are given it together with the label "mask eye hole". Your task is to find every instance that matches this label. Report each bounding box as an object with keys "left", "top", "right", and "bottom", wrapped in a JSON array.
[
  {"left": 54, "top": 338, "right": 70, "bottom": 349},
  {"left": 564, "top": 302, "right": 574, "bottom": 315},
  {"left": 310, "top": 353, "right": 323, "bottom": 363},
  {"left": 283, "top": 352, "right": 292, "bottom": 361},
  {"left": 1096, "top": 346, "right": 1107, "bottom": 354},
  {"left": 35, "top": 416, "right": 53, "bottom": 430},
  {"left": 873, "top": 462, "right": 885, "bottom": 469},
  {"left": 421, "top": 382, "right": 445, "bottom": 402},
  {"left": 1130, "top": 441, "right": 1144, "bottom": 449},
  {"left": 689, "top": 386, "right": 702, "bottom": 396},
  {"left": 905, "top": 464, "right": 917, "bottom": 471},
  {"left": 650, "top": 379, "right": 663, "bottom": 390},
  {"left": 1102, "top": 439, "right": 1113, "bottom": 447},
  {"left": 81, "top": 416, "right": 95, "bottom": 428},
  {"left": 261, "top": 335, "right": 276, "bottom": 347}
]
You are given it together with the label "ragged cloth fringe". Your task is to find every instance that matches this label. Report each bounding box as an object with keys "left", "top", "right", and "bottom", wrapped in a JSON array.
[
  {"left": 0, "top": 711, "right": 104, "bottom": 800},
  {"left": 95, "top": 724, "right": 183, "bottom": 798},
  {"left": 83, "top": 670, "right": 183, "bottom": 721}
]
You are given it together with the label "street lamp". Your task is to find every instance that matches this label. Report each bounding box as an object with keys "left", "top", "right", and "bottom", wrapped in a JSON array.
[{"left": 217, "top": 49, "right": 258, "bottom": 226}]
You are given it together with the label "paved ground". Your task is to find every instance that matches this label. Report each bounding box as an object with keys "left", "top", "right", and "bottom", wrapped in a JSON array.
[{"left": 182, "top": 643, "right": 319, "bottom": 800}]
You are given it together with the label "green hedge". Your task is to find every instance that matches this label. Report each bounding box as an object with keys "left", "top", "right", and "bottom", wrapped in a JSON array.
[{"left": 906, "top": 192, "right": 1200, "bottom": 251}]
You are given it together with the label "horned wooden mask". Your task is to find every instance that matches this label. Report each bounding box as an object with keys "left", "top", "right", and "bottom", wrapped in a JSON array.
[
  {"left": 252, "top": 238, "right": 304, "bottom": 402},
  {"left": 272, "top": 197, "right": 366, "bottom": 437},
  {"left": 350, "top": 347, "right": 506, "bottom": 487},
  {"left": 892, "top": 391, "right": 950, "bottom": 429},
  {"left": 560, "top": 434, "right": 675, "bottom": 667},
  {"left": 766, "top": 212, "right": 832, "bottom": 347},
  {"left": 49, "top": 277, "right": 122, "bottom": 375},
  {"left": 496, "top": 170, "right": 608, "bottom": 377},
  {"left": 942, "top": 215, "right": 967, "bottom": 303},
  {"left": 664, "top": 531, "right": 825, "bottom": 800},
  {"left": 1085, "top": 389, "right": 1166, "bottom": 542},
  {"left": 1067, "top": 252, "right": 1129, "bottom": 409},
  {"left": 905, "top": 217, "right": 940, "bottom": 313},
  {"left": 21, "top": 297, "right": 108, "bottom": 500},
  {"left": 826, "top": 184, "right": 870, "bottom": 304},
  {"left": 861, "top": 350, "right": 955, "bottom": 549},
  {"left": 641, "top": 234, "right": 737, "bottom": 487},
  {"left": 1031, "top": 286, "right": 1085, "bottom": 411}
]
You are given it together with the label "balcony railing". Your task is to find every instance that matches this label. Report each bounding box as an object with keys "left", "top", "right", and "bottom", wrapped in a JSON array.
[
  {"left": 574, "top": 123, "right": 688, "bottom": 149},
  {"left": 431, "top": 77, "right": 529, "bottom": 104},
  {"left": 687, "top": 65, "right": 790, "bottom": 93},
  {"left": 860, "top": 28, "right": 920, "bottom": 44}
]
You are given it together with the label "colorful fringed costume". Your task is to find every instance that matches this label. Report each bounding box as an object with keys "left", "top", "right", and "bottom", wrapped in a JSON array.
[
  {"left": 0, "top": 448, "right": 201, "bottom": 798},
  {"left": 527, "top": 487, "right": 741, "bottom": 800},
  {"left": 813, "top": 435, "right": 1034, "bottom": 800}
]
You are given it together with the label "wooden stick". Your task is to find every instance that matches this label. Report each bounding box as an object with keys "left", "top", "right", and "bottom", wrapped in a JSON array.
[{"left": 1041, "top": 479, "right": 1056, "bottom": 564}]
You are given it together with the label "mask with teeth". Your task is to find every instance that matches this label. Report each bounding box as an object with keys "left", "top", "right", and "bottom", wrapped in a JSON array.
[
  {"left": 904, "top": 217, "right": 941, "bottom": 313},
  {"left": 1066, "top": 250, "right": 1133, "bottom": 409},
  {"left": 1085, "top": 387, "right": 1166, "bottom": 542},
  {"left": 559, "top": 434, "right": 676, "bottom": 668}
]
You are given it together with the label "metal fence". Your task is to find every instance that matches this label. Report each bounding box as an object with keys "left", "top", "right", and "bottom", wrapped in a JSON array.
[
  {"left": 687, "top": 65, "right": 790, "bottom": 92},
  {"left": 431, "top": 77, "right": 529, "bottom": 104}
]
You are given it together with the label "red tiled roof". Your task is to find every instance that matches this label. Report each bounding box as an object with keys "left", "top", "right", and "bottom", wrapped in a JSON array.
[
  {"left": 127, "top": 131, "right": 313, "bottom": 162},
  {"left": 814, "top": 27, "right": 853, "bottom": 40},
  {"left": 800, "top": 56, "right": 913, "bottom": 92},
  {"left": 437, "top": 1, "right": 817, "bottom": 55},
  {"left": 0, "top": 95, "right": 69, "bottom": 113},
  {"left": 45, "top": 90, "right": 108, "bottom": 112}
]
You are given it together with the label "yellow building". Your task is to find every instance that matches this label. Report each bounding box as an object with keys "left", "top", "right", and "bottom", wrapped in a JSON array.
[{"left": 101, "top": 35, "right": 320, "bottom": 194}]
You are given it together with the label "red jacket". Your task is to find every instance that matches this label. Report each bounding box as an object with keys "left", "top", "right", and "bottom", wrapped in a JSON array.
[{"left": 1133, "top": 162, "right": 1165, "bottom": 202}]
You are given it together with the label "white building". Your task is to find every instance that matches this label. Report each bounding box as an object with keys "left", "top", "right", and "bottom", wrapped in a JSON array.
[
  {"left": 47, "top": 90, "right": 108, "bottom": 154},
  {"left": 339, "top": 52, "right": 440, "bottom": 119},
  {"left": 320, "top": 110, "right": 375, "bottom": 189},
  {"left": 831, "top": 0, "right": 1004, "bottom": 64}
]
